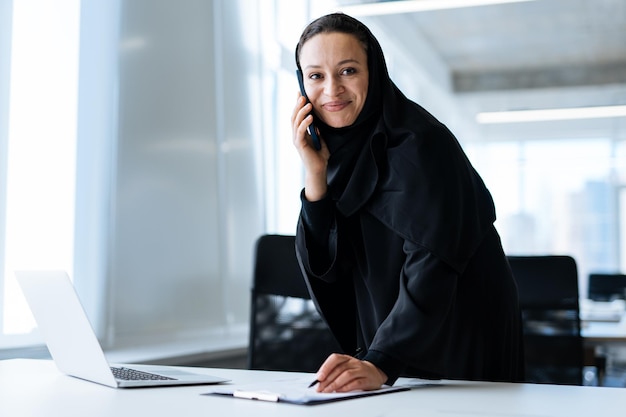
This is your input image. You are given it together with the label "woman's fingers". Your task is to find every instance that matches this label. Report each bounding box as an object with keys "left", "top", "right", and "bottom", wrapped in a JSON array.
[
  {"left": 291, "top": 95, "right": 312, "bottom": 145},
  {"left": 315, "top": 354, "right": 387, "bottom": 393}
]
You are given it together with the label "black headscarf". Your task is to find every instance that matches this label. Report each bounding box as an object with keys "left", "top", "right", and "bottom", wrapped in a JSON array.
[{"left": 296, "top": 13, "right": 496, "bottom": 273}]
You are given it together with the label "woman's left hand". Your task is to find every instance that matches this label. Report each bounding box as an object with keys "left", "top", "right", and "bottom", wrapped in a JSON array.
[{"left": 313, "top": 353, "right": 388, "bottom": 393}]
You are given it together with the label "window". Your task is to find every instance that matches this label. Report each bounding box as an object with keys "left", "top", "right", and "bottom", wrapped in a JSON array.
[
  {"left": 466, "top": 136, "right": 626, "bottom": 297},
  {"left": 0, "top": 0, "right": 80, "bottom": 348},
  {"left": 1, "top": 0, "right": 264, "bottom": 356}
]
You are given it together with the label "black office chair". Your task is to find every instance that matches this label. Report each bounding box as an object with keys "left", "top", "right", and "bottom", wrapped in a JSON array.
[
  {"left": 588, "top": 273, "right": 626, "bottom": 301},
  {"left": 247, "top": 234, "right": 342, "bottom": 372},
  {"left": 507, "top": 255, "right": 584, "bottom": 385}
]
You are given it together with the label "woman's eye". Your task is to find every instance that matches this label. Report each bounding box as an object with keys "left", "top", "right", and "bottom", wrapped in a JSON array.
[
  {"left": 309, "top": 73, "right": 321, "bottom": 80},
  {"left": 341, "top": 68, "right": 356, "bottom": 75}
]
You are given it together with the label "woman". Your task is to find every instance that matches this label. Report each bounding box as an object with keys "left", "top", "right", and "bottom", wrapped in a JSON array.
[{"left": 291, "top": 13, "right": 524, "bottom": 393}]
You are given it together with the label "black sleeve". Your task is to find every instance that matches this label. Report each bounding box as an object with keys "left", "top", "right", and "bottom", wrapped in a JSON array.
[
  {"left": 299, "top": 189, "right": 334, "bottom": 248},
  {"left": 295, "top": 190, "right": 358, "bottom": 355},
  {"left": 297, "top": 189, "right": 337, "bottom": 277},
  {"left": 361, "top": 349, "right": 405, "bottom": 386}
]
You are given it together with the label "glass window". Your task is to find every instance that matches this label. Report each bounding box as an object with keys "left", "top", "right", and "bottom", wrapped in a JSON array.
[
  {"left": 0, "top": 0, "right": 80, "bottom": 347},
  {"left": 467, "top": 137, "right": 624, "bottom": 297}
]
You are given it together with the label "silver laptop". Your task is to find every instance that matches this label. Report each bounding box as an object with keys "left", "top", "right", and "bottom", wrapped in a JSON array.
[{"left": 15, "top": 270, "right": 229, "bottom": 388}]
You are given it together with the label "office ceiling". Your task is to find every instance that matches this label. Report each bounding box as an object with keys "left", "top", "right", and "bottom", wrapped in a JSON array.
[{"left": 333, "top": 0, "right": 626, "bottom": 99}]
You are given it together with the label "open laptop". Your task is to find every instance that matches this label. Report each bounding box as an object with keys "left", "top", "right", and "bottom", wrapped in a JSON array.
[{"left": 15, "top": 270, "right": 229, "bottom": 388}]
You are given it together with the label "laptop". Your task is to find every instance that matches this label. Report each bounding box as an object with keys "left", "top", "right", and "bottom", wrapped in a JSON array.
[{"left": 15, "top": 270, "right": 230, "bottom": 388}]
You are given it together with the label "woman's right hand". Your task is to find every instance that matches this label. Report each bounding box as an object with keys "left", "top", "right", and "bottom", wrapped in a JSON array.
[{"left": 291, "top": 94, "right": 330, "bottom": 202}]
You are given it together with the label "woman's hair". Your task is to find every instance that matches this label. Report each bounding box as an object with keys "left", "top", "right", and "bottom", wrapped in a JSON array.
[{"left": 295, "top": 13, "right": 370, "bottom": 69}]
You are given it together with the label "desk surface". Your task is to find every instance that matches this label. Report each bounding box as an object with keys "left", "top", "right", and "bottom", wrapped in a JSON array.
[
  {"left": 0, "top": 359, "right": 624, "bottom": 417},
  {"left": 581, "top": 300, "right": 626, "bottom": 342},
  {"left": 582, "top": 319, "right": 626, "bottom": 343}
]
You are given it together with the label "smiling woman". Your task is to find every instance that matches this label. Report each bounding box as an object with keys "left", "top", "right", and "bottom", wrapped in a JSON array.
[
  {"left": 290, "top": 13, "right": 524, "bottom": 393},
  {"left": 298, "top": 32, "right": 369, "bottom": 128}
]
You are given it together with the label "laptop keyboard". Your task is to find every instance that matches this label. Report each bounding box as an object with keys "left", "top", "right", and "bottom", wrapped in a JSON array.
[{"left": 111, "top": 366, "right": 176, "bottom": 381}]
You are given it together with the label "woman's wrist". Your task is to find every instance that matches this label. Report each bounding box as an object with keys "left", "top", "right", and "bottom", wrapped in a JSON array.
[{"left": 304, "top": 174, "right": 328, "bottom": 202}]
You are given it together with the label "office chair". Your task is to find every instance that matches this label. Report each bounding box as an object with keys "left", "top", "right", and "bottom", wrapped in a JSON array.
[
  {"left": 507, "top": 255, "right": 584, "bottom": 385},
  {"left": 588, "top": 273, "right": 626, "bottom": 301},
  {"left": 247, "top": 234, "right": 342, "bottom": 372}
]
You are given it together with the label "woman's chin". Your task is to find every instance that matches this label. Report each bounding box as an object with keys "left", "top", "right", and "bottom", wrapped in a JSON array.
[{"left": 322, "top": 116, "right": 356, "bottom": 129}]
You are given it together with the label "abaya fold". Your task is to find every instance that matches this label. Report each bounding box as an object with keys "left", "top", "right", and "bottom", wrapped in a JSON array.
[{"left": 295, "top": 14, "right": 524, "bottom": 384}]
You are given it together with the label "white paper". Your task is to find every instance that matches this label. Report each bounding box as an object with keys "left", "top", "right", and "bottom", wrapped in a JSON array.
[{"left": 205, "top": 376, "right": 414, "bottom": 405}]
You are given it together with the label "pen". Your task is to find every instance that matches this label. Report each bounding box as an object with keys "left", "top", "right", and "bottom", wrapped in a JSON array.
[{"left": 307, "top": 379, "right": 319, "bottom": 388}]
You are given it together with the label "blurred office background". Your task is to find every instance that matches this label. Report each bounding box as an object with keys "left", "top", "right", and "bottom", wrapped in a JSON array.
[{"left": 0, "top": 0, "right": 625, "bottom": 365}]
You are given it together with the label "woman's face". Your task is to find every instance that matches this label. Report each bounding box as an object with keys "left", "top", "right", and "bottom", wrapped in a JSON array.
[{"left": 299, "top": 32, "right": 369, "bottom": 128}]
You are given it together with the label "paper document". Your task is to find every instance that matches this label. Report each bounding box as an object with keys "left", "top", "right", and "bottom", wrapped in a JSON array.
[{"left": 204, "top": 376, "right": 434, "bottom": 405}]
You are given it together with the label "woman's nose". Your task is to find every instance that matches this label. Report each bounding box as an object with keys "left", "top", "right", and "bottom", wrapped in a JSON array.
[{"left": 323, "top": 76, "right": 344, "bottom": 96}]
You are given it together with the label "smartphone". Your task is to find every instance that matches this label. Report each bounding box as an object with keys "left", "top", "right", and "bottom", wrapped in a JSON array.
[{"left": 296, "top": 69, "right": 321, "bottom": 150}]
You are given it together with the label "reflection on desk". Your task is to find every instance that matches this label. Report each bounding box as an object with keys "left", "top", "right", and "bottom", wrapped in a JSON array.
[{"left": 0, "top": 359, "right": 624, "bottom": 417}]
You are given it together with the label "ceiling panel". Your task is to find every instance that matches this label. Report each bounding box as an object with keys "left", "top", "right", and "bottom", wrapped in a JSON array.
[{"left": 333, "top": 0, "right": 626, "bottom": 93}]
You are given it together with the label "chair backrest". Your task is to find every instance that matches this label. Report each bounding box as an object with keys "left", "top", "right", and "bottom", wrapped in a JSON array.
[
  {"left": 588, "top": 273, "right": 626, "bottom": 301},
  {"left": 247, "top": 234, "right": 341, "bottom": 372},
  {"left": 507, "top": 255, "right": 584, "bottom": 385}
]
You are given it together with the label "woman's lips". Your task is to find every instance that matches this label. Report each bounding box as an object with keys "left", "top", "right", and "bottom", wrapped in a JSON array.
[{"left": 322, "top": 100, "right": 350, "bottom": 112}]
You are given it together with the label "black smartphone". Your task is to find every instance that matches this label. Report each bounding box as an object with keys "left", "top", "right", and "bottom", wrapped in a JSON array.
[{"left": 296, "top": 69, "right": 321, "bottom": 150}]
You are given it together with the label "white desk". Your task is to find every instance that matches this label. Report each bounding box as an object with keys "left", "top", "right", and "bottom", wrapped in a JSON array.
[
  {"left": 582, "top": 318, "right": 626, "bottom": 386},
  {"left": 581, "top": 300, "right": 626, "bottom": 364},
  {"left": 582, "top": 320, "right": 626, "bottom": 343},
  {"left": 0, "top": 359, "right": 624, "bottom": 417}
]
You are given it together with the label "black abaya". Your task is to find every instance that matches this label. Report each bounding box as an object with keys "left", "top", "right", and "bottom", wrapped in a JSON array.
[{"left": 294, "top": 13, "right": 524, "bottom": 384}]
